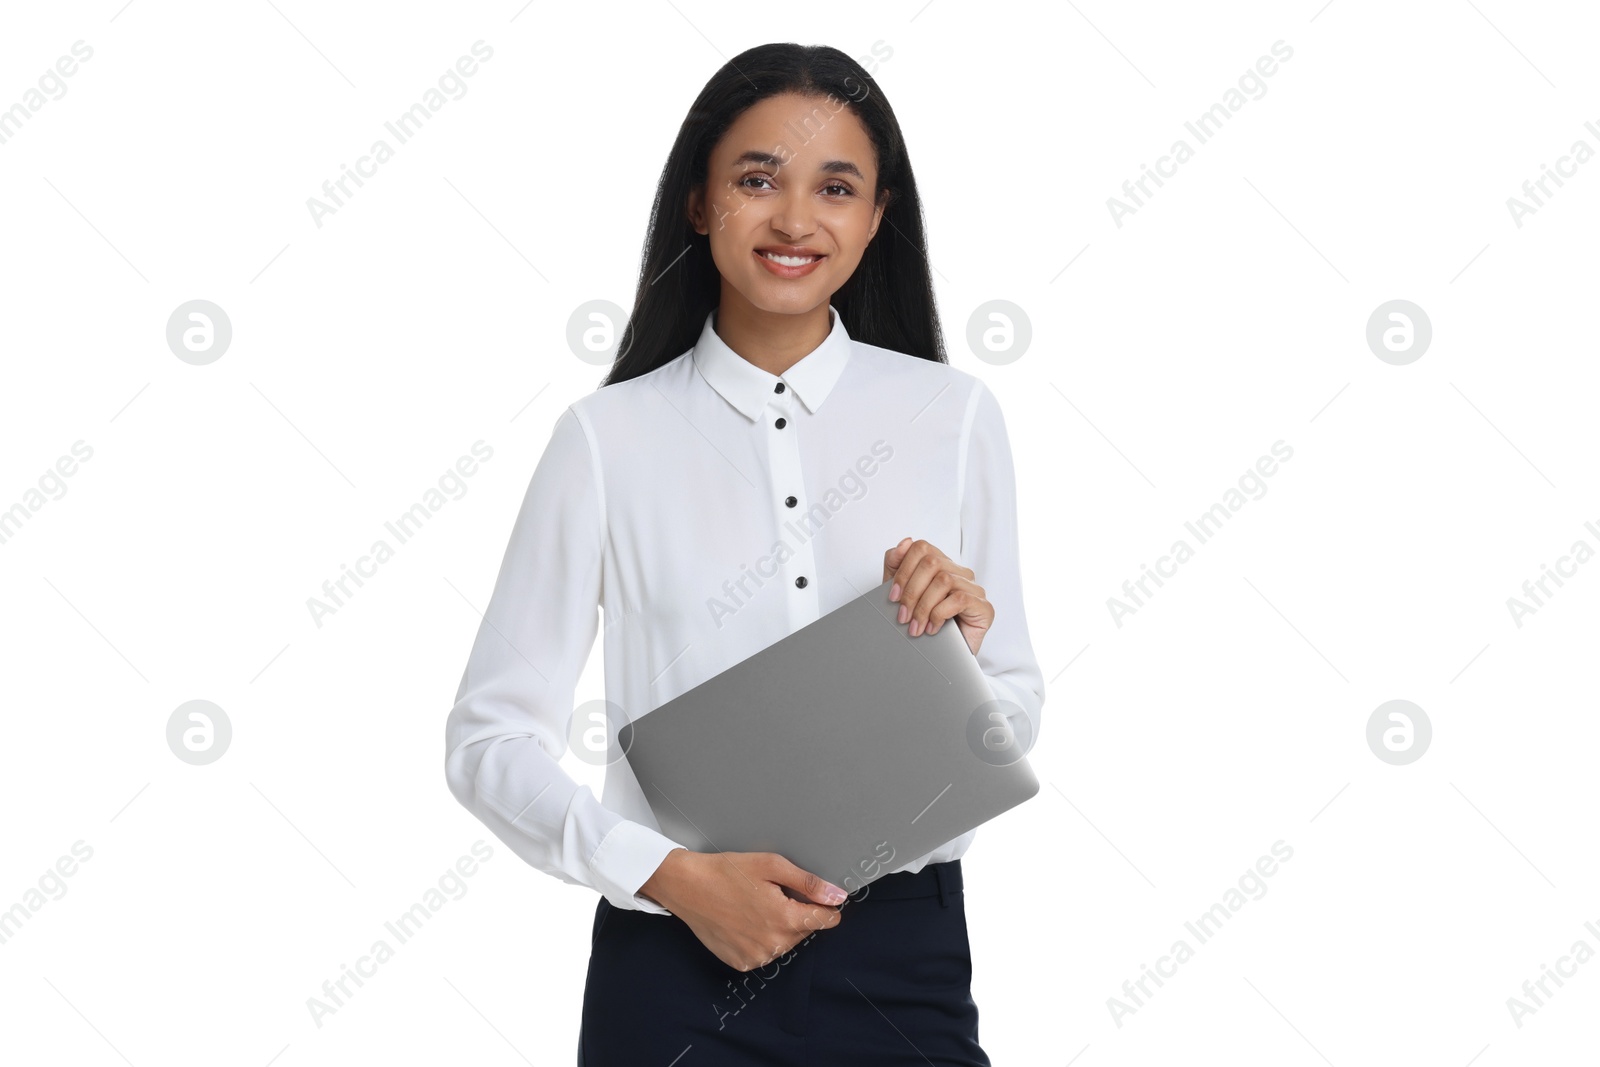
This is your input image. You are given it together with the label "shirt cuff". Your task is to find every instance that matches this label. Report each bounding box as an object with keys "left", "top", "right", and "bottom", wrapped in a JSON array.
[{"left": 589, "top": 817, "right": 687, "bottom": 915}]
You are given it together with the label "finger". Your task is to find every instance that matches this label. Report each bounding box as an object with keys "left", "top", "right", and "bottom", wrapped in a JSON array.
[
  {"left": 908, "top": 567, "right": 956, "bottom": 634},
  {"left": 766, "top": 854, "right": 847, "bottom": 905},
  {"left": 924, "top": 588, "right": 970, "bottom": 635},
  {"left": 891, "top": 539, "right": 938, "bottom": 605},
  {"left": 913, "top": 571, "right": 981, "bottom": 636},
  {"left": 893, "top": 541, "right": 967, "bottom": 629},
  {"left": 897, "top": 551, "right": 949, "bottom": 626},
  {"left": 883, "top": 537, "right": 921, "bottom": 588},
  {"left": 933, "top": 577, "right": 986, "bottom": 634},
  {"left": 883, "top": 536, "right": 914, "bottom": 583},
  {"left": 884, "top": 536, "right": 918, "bottom": 580}
]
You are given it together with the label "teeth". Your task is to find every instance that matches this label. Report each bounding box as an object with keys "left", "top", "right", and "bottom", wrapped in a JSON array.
[{"left": 762, "top": 251, "right": 820, "bottom": 266}]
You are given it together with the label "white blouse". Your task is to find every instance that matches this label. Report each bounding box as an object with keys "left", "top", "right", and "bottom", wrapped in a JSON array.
[{"left": 444, "top": 304, "right": 1045, "bottom": 916}]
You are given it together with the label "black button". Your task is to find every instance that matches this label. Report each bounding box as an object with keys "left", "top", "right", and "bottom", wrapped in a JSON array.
[
  {"left": 775, "top": 417, "right": 786, "bottom": 429},
  {"left": 795, "top": 576, "right": 807, "bottom": 588},
  {"left": 774, "top": 382, "right": 785, "bottom": 393},
  {"left": 785, "top": 496, "right": 797, "bottom": 508}
]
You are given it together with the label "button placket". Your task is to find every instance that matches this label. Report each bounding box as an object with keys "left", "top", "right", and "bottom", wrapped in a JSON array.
[{"left": 767, "top": 382, "right": 820, "bottom": 632}]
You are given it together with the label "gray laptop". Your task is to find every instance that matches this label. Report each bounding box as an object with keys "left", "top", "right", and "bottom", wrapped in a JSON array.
[{"left": 617, "top": 578, "right": 1038, "bottom": 896}]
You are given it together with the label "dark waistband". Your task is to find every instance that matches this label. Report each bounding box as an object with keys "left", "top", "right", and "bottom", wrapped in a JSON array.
[{"left": 850, "top": 859, "right": 962, "bottom": 906}]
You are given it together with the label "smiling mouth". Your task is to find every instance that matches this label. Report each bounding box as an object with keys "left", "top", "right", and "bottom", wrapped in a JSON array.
[{"left": 758, "top": 251, "right": 824, "bottom": 266}]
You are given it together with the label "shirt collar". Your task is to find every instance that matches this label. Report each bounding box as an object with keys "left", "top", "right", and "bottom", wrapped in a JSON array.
[{"left": 692, "top": 304, "right": 852, "bottom": 420}]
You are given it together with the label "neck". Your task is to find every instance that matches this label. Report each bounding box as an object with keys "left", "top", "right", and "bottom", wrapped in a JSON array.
[{"left": 711, "top": 294, "right": 833, "bottom": 377}]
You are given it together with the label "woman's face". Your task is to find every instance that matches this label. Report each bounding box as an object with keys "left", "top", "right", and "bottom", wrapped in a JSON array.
[{"left": 688, "top": 91, "right": 886, "bottom": 317}]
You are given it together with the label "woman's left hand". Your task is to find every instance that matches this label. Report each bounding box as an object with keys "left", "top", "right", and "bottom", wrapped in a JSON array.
[{"left": 882, "top": 537, "right": 994, "bottom": 657}]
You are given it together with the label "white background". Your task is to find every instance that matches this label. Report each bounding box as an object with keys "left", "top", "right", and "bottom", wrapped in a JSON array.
[{"left": 2, "top": 1, "right": 1597, "bottom": 1064}]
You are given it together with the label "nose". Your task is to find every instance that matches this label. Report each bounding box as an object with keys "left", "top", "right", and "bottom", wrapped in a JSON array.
[{"left": 770, "top": 190, "right": 817, "bottom": 242}]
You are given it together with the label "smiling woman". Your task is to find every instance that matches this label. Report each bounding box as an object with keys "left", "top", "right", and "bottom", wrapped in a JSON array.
[
  {"left": 690, "top": 96, "right": 884, "bottom": 315},
  {"left": 603, "top": 46, "right": 944, "bottom": 381},
  {"left": 444, "top": 40, "right": 1045, "bottom": 1067}
]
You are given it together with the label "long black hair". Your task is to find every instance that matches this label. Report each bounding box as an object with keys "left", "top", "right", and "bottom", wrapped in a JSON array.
[{"left": 600, "top": 42, "right": 946, "bottom": 388}]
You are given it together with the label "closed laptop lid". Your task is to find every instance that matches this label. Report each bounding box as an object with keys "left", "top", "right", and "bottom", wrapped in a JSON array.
[{"left": 617, "top": 578, "right": 1038, "bottom": 894}]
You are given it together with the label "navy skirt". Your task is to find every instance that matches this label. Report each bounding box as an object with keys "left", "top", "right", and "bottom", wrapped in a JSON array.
[{"left": 577, "top": 859, "right": 989, "bottom": 1066}]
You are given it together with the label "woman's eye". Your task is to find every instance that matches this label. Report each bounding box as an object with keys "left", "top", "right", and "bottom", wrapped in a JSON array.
[{"left": 737, "top": 174, "right": 853, "bottom": 198}]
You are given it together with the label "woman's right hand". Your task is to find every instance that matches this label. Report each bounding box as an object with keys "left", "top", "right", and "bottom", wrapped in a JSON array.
[{"left": 638, "top": 848, "right": 847, "bottom": 971}]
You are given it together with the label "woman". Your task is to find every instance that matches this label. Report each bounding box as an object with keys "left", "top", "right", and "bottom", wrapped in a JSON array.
[{"left": 443, "top": 42, "right": 1044, "bottom": 1066}]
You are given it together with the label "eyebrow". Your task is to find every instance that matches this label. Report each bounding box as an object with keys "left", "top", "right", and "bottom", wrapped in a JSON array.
[{"left": 729, "top": 150, "right": 866, "bottom": 182}]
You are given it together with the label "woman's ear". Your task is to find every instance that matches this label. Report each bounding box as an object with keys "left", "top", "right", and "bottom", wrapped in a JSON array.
[
  {"left": 868, "top": 190, "right": 890, "bottom": 243},
  {"left": 687, "top": 185, "right": 707, "bottom": 235}
]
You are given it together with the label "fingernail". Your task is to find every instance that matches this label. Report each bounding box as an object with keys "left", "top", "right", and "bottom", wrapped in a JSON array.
[
  {"left": 898, "top": 604, "right": 908, "bottom": 623},
  {"left": 824, "top": 886, "right": 847, "bottom": 904},
  {"left": 890, "top": 582, "right": 900, "bottom": 601},
  {"left": 910, "top": 619, "right": 922, "bottom": 636}
]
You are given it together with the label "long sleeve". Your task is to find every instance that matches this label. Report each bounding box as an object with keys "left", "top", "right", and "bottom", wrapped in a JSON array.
[
  {"left": 958, "top": 380, "right": 1046, "bottom": 757},
  {"left": 443, "top": 405, "right": 684, "bottom": 915}
]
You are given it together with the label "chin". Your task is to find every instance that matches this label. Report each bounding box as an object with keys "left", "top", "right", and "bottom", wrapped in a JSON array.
[
  {"left": 732, "top": 276, "right": 825, "bottom": 311},
  {"left": 753, "top": 290, "right": 830, "bottom": 316}
]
